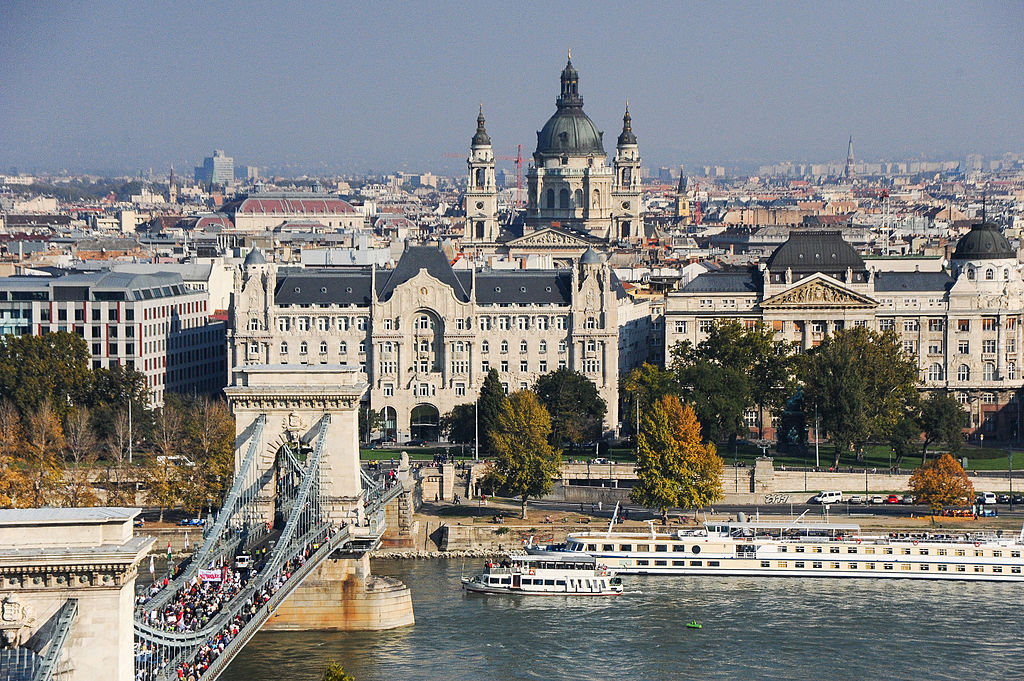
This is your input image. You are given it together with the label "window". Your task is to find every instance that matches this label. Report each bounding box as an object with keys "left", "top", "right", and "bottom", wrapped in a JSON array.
[
  {"left": 517, "top": 316, "right": 529, "bottom": 331},
  {"left": 928, "top": 318, "right": 944, "bottom": 332},
  {"left": 316, "top": 317, "right": 329, "bottom": 332},
  {"left": 558, "top": 340, "right": 567, "bottom": 353},
  {"left": 297, "top": 317, "right": 310, "bottom": 332},
  {"left": 586, "top": 339, "right": 596, "bottom": 352},
  {"left": 928, "top": 343, "right": 943, "bottom": 355},
  {"left": 481, "top": 340, "right": 490, "bottom": 353},
  {"left": 982, "top": 393, "right": 996, "bottom": 405},
  {"left": 280, "top": 342, "right": 289, "bottom": 355},
  {"left": 957, "top": 365, "right": 970, "bottom": 381},
  {"left": 320, "top": 341, "right": 328, "bottom": 355},
  {"left": 985, "top": 269, "right": 995, "bottom": 281},
  {"left": 455, "top": 383, "right": 466, "bottom": 397},
  {"left": 903, "top": 340, "right": 916, "bottom": 355},
  {"left": 958, "top": 319, "right": 970, "bottom": 332},
  {"left": 1008, "top": 338, "right": 1016, "bottom": 354},
  {"left": 277, "top": 317, "right": 290, "bottom": 332},
  {"left": 1009, "top": 362, "right": 1017, "bottom": 380},
  {"left": 539, "top": 360, "right": 548, "bottom": 372},
  {"left": 539, "top": 340, "right": 547, "bottom": 354},
  {"left": 674, "top": 320, "right": 687, "bottom": 334},
  {"left": 983, "top": 362, "right": 996, "bottom": 381},
  {"left": 498, "top": 317, "right": 510, "bottom": 331},
  {"left": 555, "top": 316, "right": 567, "bottom": 330},
  {"left": 983, "top": 339, "right": 997, "bottom": 354},
  {"left": 520, "top": 360, "right": 528, "bottom": 372},
  {"left": 479, "top": 316, "right": 491, "bottom": 331},
  {"left": 383, "top": 383, "right": 393, "bottom": 397},
  {"left": 383, "top": 318, "right": 393, "bottom": 331},
  {"left": 500, "top": 360, "right": 508, "bottom": 372},
  {"left": 928, "top": 363, "right": 944, "bottom": 381},
  {"left": 537, "top": 317, "right": 549, "bottom": 331},
  {"left": 699, "top": 299, "right": 713, "bottom": 309},
  {"left": 585, "top": 317, "right": 597, "bottom": 330},
  {"left": 698, "top": 319, "right": 713, "bottom": 333},
  {"left": 481, "top": 360, "right": 490, "bottom": 372},
  {"left": 958, "top": 340, "right": 970, "bottom": 354},
  {"left": 337, "top": 317, "right": 350, "bottom": 331},
  {"left": 520, "top": 340, "right": 528, "bottom": 353},
  {"left": 339, "top": 341, "right": 348, "bottom": 354},
  {"left": 904, "top": 319, "right": 919, "bottom": 331},
  {"left": 299, "top": 341, "right": 308, "bottom": 355},
  {"left": 501, "top": 382, "right": 509, "bottom": 394},
  {"left": 878, "top": 318, "right": 894, "bottom": 331},
  {"left": 500, "top": 340, "right": 508, "bottom": 353},
  {"left": 358, "top": 341, "right": 366, "bottom": 354},
  {"left": 356, "top": 317, "right": 368, "bottom": 331}
]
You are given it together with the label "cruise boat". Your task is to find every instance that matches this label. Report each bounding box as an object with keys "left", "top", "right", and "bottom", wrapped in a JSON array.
[
  {"left": 461, "top": 554, "right": 623, "bottom": 595},
  {"left": 534, "top": 512, "right": 1024, "bottom": 582}
]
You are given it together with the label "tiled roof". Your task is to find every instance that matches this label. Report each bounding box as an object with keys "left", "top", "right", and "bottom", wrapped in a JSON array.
[
  {"left": 680, "top": 271, "right": 759, "bottom": 293},
  {"left": 873, "top": 271, "right": 953, "bottom": 293},
  {"left": 274, "top": 269, "right": 373, "bottom": 306},
  {"left": 376, "top": 247, "right": 470, "bottom": 302},
  {"left": 475, "top": 271, "right": 573, "bottom": 304},
  {"left": 229, "top": 197, "right": 355, "bottom": 216}
]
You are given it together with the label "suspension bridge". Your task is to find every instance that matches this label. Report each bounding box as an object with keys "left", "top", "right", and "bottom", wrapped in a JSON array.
[{"left": 131, "top": 365, "right": 415, "bottom": 681}]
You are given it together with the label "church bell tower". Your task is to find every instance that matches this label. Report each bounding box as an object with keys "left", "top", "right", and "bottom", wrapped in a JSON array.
[
  {"left": 612, "top": 104, "right": 642, "bottom": 243},
  {"left": 465, "top": 106, "right": 499, "bottom": 243}
]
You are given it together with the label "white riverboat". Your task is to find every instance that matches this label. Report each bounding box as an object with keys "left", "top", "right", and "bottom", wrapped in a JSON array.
[
  {"left": 532, "top": 512, "right": 1024, "bottom": 582},
  {"left": 461, "top": 554, "right": 623, "bottom": 595}
]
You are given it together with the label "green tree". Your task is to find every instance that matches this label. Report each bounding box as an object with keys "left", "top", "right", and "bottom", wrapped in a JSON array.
[
  {"left": 909, "top": 453, "right": 974, "bottom": 513},
  {"left": 148, "top": 401, "right": 184, "bottom": 520},
  {"left": 920, "top": 391, "right": 967, "bottom": 465},
  {"left": 103, "top": 409, "right": 136, "bottom": 506},
  {"left": 886, "top": 407, "right": 923, "bottom": 470},
  {"left": 631, "top": 395, "right": 724, "bottom": 522},
  {"left": 671, "top": 320, "right": 797, "bottom": 443},
  {"left": 477, "top": 369, "right": 506, "bottom": 455},
  {"left": 322, "top": 662, "right": 355, "bottom": 681},
  {"left": 0, "top": 332, "right": 93, "bottom": 417},
  {"left": 358, "top": 405, "right": 383, "bottom": 443},
  {"left": 533, "top": 368, "right": 606, "bottom": 446},
  {"left": 621, "top": 363, "right": 677, "bottom": 436},
  {"left": 488, "top": 390, "right": 562, "bottom": 519},
  {"left": 800, "top": 327, "right": 919, "bottom": 469},
  {"left": 90, "top": 364, "right": 149, "bottom": 442},
  {"left": 179, "top": 397, "right": 235, "bottom": 514},
  {"left": 440, "top": 403, "right": 476, "bottom": 445}
]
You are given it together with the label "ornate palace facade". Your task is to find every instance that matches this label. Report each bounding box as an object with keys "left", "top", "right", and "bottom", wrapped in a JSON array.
[{"left": 664, "top": 225, "right": 1024, "bottom": 439}]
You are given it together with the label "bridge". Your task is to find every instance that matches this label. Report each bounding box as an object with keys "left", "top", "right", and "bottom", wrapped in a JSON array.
[{"left": 133, "top": 364, "right": 415, "bottom": 681}]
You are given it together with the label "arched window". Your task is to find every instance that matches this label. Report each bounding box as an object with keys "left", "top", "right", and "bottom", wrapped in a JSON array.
[
  {"left": 1009, "top": 362, "right": 1017, "bottom": 380},
  {"left": 339, "top": 341, "right": 348, "bottom": 354},
  {"left": 455, "top": 341, "right": 465, "bottom": 353},
  {"left": 592, "top": 188, "right": 601, "bottom": 207},
  {"left": 986, "top": 268, "right": 995, "bottom": 281},
  {"left": 299, "top": 341, "right": 308, "bottom": 355},
  {"left": 1005, "top": 268, "right": 1011, "bottom": 281},
  {"left": 928, "top": 363, "right": 943, "bottom": 381},
  {"left": 958, "top": 364, "right": 970, "bottom": 381},
  {"left": 500, "top": 340, "right": 509, "bottom": 353},
  {"left": 545, "top": 188, "right": 555, "bottom": 209},
  {"left": 481, "top": 340, "right": 490, "bottom": 353},
  {"left": 967, "top": 268, "right": 976, "bottom": 280},
  {"left": 559, "top": 188, "right": 569, "bottom": 210},
  {"left": 585, "top": 317, "right": 597, "bottom": 329},
  {"left": 475, "top": 168, "right": 485, "bottom": 189},
  {"left": 539, "top": 340, "right": 547, "bottom": 353},
  {"left": 280, "top": 342, "right": 288, "bottom": 355},
  {"left": 520, "top": 340, "right": 528, "bottom": 353},
  {"left": 319, "top": 341, "right": 328, "bottom": 355},
  {"left": 573, "top": 188, "right": 583, "bottom": 210},
  {"left": 983, "top": 362, "right": 996, "bottom": 380}
]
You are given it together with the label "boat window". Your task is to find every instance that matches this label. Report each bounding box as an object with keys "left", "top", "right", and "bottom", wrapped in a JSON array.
[
  {"left": 611, "top": 577, "right": 622, "bottom": 586},
  {"left": 938, "top": 549, "right": 947, "bottom": 556},
  {"left": 761, "top": 561, "right": 770, "bottom": 568},
  {"left": 778, "top": 546, "right": 787, "bottom": 553},
  {"left": 655, "top": 544, "right": 668, "bottom": 552},
  {"left": 602, "top": 544, "right": 614, "bottom": 551},
  {"left": 794, "top": 546, "right": 804, "bottom": 553},
  {"left": 830, "top": 562, "right": 840, "bottom": 569},
  {"left": 586, "top": 545, "right": 597, "bottom": 551},
  {"left": 955, "top": 549, "right": 965, "bottom": 556},
  {"left": 691, "top": 545, "right": 701, "bottom": 555},
  {"left": 812, "top": 547, "right": 822, "bottom": 553},
  {"left": 812, "top": 562, "right": 823, "bottom": 568},
  {"left": 975, "top": 550, "right": 983, "bottom": 557},
  {"left": 638, "top": 545, "right": 650, "bottom": 552},
  {"left": 672, "top": 545, "right": 685, "bottom": 552},
  {"left": 830, "top": 547, "right": 840, "bottom": 553},
  {"left": 672, "top": 560, "right": 685, "bottom": 566},
  {"left": 707, "top": 561, "right": 720, "bottom": 567},
  {"left": 937, "top": 565, "right": 947, "bottom": 572},
  {"left": 884, "top": 564, "right": 894, "bottom": 570},
  {"left": 902, "top": 548, "right": 911, "bottom": 555},
  {"left": 920, "top": 564, "right": 930, "bottom": 571},
  {"left": 865, "top": 547, "right": 875, "bottom": 554},
  {"left": 556, "top": 580, "right": 566, "bottom": 585},
  {"left": 522, "top": 578, "right": 532, "bottom": 585},
  {"left": 884, "top": 548, "right": 893, "bottom": 555},
  {"left": 778, "top": 561, "right": 787, "bottom": 568},
  {"left": 974, "top": 566, "right": 984, "bottom": 573},
  {"left": 619, "top": 544, "right": 632, "bottom": 551},
  {"left": 956, "top": 565, "right": 966, "bottom": 572},
  {"left": 1012, "top": 551, "right": 1020, "bottom": 558},
  {"left": 794, "top": 562, "right": 805, "bottom": 568},
  {"left": 846, "top": 547, "right": 858, "bottom": 553},
  {"left": 544, "top": 579, "right": 555, "bottom": 585},
  {"left": 689, "top": 561, "right": 702, "bottom": 566},
  {"left": 993, "top": 550, "right": 1002, "bottom": 557},
  {"left": 920, "top": 548, "right": 929, "bottom": 555},
  {"left": 655, "top": 560, "right": 667, "bottom": 566},
  {"left": 500, "top": 577, "right": 511, "bottom": 584},
  {"left": 848, "top": 563, "right": 857, "bottom": 569},
  {"left": 865, "top": 563, "right": 875, "bottom": 570},
  {"left": 636, "top": 560, "right": 649, "bottom": 566},
  {"left": 1012, "top": 567, "right": 1021, "bottom": 574}
]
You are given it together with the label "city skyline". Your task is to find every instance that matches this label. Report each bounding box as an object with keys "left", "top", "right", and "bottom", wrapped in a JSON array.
[{"left": 1, "top": 1, "right": 1023, "bottom": 175}]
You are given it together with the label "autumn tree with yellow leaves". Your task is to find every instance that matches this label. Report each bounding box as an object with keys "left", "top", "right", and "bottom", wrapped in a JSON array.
[
  {"left": 488, "top": 390, "right": 562, "bottom": 519},
  {"left": 631, "top": 395, "right": 724, "bottom": 523},
  {"left": 909, "top": 453, "right": 975, "bottom": 513}
]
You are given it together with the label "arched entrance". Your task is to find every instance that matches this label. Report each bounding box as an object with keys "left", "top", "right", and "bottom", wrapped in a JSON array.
[
  {"left": 382, "top": 406, "right": 398, "bottom": 442},
  {"left": 410, "top": 404, "right": 439, "bottom": 442}
]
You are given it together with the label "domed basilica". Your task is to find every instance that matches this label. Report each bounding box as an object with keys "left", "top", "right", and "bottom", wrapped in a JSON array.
[{"left": 465, "top": 55, "right": 643, "bottom": 246}]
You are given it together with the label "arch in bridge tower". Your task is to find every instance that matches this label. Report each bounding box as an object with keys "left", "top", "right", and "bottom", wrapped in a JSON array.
[
  {"left": 224, "top": 364, "right": 368, "bottom": 527},
  {"left": 409, "top": 403, "right": 440, "bottom": 441}
]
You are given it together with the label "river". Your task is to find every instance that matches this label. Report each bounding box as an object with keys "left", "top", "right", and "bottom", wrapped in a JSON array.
[{"left": 221, "top": 559, "right": 1024, "bottom": 680}]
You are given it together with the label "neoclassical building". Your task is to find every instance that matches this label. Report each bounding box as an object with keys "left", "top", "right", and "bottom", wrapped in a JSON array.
[
  {"left": 664, "top": 224, "right": 1024, "bottom": 439},
  {"left": 464, "top": 55, "right": 643, "bottom": 246},
  {"left": 229, "top": 246, "right": 651, "bottom": 441}
]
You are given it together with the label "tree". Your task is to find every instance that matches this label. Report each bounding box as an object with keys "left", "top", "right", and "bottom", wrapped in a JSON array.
[
  {"left": 671, "top": 320, "right": 797, "bottom": 444},
  {"left": 322, "top": 662, "right": 355, "bottom": 681},
  {"left": 533, "top": 368, "right": 606, "bottom": 446},
  {"left": 358, "top": 404, "right": 383, "bottom": 443},
  {"left": 0, "top": 332, "right": 93, "bottom": 417},
  {"left": 149, "top": 402, "right": 184, "bottom": 521},
  {"left": 90, "top": 364, "right": 149, "bottom": 442},
  {"left": 886, "top": 408, "right": 923, "bottom": 470},
  {"left": 61, "top": 406, "right": 99, "bottom": 507},
  {"left": 440, "top": 403, "right": 476, "bottom": 445},
  {"left": 477, "top": 369, "right": 506, "bottom": 455},
  {"left": 104, "top": 409, "right": 135, "bottom": 505},
  {"left": 621, "top": 363, "right": 677, "bottom": 435},
  {"left": 909, "top": 453, "right": 974, "bottom": 513},
  {"left": 800, "top": 327, "right": 919, "bottom": 469},
  {"left": 24, "top": 399, "right": 66, "bottom": 506},
  {"left": 920, "top": 391, "right": 967, "bottom": 465},
  {"left": 488, "top": 390, "right": 562, "bottom": 519},
  {"left": 631, "top": 395, "right": 724, "bottom": 522},
  {"left": 0, "top": 399, "right": 27, "bottom": 507},
  {"left": 179, "top": 398, "right": 235, "bottom": 514}
]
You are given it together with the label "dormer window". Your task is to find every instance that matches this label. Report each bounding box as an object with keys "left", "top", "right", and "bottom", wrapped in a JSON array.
[
  {"left": 986, "top": 268, "right": 995, "bottom": 280},
  {"left": 967, "top": 268, "right": 976, "bottom": 280}
]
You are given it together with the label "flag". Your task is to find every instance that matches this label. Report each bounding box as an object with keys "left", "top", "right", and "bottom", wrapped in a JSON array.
[
  {"left": 149, "top": 554, "right": 155, "bottom": 577},
  {"left": 184, "top": 532, "right": 189, "bottom": 550},
  {"left": 167, "top": 541, "right": 172, "bottom": 562}
]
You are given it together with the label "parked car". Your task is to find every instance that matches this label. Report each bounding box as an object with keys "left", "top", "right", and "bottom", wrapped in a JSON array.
[
  {"left": 884, "top": 494, "right": 901, "bottom": 504},
  {"left": 1012, "top": 495, "right": 1024, "bottom": 504},
  {"left": 848, "top": 494, "right": 865, "bottom": 504},
  {"left": 997, "top": 494, "right": 1011, "bottom": 504},
  {"left": 812, "top": 490, "right": 843, "bottom": 505},
  {"left": 901, "top": 495, "right": 916, "bottom": 504},
  {"left": 870, "top": 495, "right": 886, "bottom": 504},
  {"left": 407, "top": 439, "right": 427, "bottom": 447},
  {"left": 179, "top": 517, "right": 204, "bottom": 526},
  {"left": 979, "top": 507, "right": 999, "bottom": 517}
]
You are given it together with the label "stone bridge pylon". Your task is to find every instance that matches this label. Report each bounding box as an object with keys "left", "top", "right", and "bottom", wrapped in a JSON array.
[{"left": 224, "top": 364, "right": 414, "bottom": 631}]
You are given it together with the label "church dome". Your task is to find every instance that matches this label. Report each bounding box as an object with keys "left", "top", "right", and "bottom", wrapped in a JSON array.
[
  {"left": 951, "top": 222, "right": 1015, "bottom": 260},
  {"left": 535, "top": 56, "right": 605, "bottom": 158},
  {"left": 243, "top": 246, "right": 266, "bottom": 266}
]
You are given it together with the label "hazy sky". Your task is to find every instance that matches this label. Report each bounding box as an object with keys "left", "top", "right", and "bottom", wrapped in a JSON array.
[{"left": 2, "top": 1, "right": 1022, "bottom": 176}]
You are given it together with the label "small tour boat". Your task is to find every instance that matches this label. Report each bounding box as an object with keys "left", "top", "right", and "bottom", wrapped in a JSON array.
[
  {"left": 461, "top": 554, "right": 623, "bottom": 596},
  {"left": 686, "top": 620, "right": 702, "bottom": 629}
]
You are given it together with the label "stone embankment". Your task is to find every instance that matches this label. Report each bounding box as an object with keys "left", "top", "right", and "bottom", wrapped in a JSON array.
[{"left": 372, "top": 549, "right": 511, "bottom": 560}]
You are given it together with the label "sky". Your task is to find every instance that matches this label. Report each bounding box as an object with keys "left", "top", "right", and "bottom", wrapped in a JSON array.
[{"left": 1, "top": 1, "right": 1022, "bottom": 176}]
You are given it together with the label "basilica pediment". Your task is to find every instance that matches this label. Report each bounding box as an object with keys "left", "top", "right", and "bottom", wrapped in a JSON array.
[
  {"left": 506, "top": 227, "right": 592, "bottom": 249},
  {"left": 761, "top": 276, "right": 877, "bottom": 309}
]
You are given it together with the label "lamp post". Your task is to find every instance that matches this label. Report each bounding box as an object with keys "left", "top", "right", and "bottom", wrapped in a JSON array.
[
  {"left": 1010, "top": 448, "right": 1014, "bottom": 511},
  {"left": 814, "top": 402, "right": 820, "bottom": 469},
  {"left": 474, "top": 396, "right": 479, "bottom": 462}
]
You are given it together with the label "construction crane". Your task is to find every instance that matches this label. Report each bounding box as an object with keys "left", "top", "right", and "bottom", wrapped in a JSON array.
[{"left": 443, "top": 145, "right": 526, "bottom": 207}]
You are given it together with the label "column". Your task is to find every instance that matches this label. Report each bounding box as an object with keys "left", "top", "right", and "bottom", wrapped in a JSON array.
[{"left": 998, "top": 313, "right": 1006, "bottom": 380}]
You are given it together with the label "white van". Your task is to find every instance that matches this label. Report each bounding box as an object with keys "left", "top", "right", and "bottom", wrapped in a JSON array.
[
  {"left": 981, "top": 492, "right": 997, "bottom": 505},
  {"left": 813, "top": 490, "right": 843, "bottom": 505}
]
